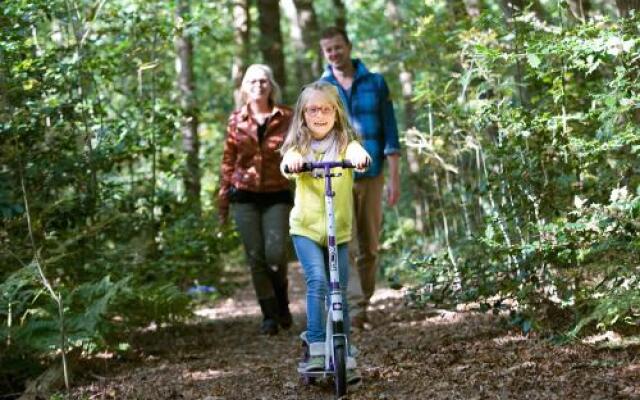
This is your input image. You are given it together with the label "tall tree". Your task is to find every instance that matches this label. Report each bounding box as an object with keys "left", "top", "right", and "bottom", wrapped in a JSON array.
[
  {"left": 257, "top": 0, "right": 287, "bottom": 92},
  {"left": 284, "top": 0, "right": 322, "bottom": 86},
  {"left": 464, "top": 0, "right": 482, "bottom": 18},
  {"left": 294, "top": 0, "right": 323, "bottom": 78},
  {"left": 386, "top": 0, "right": 425, "bottom": 232},
  {"left": 175, "top": 0, "right": 201, "bottom": 212},
  {"left": 500, "top": 0, "right": 539, "bottom": 107},
  {"left": 616, "top": 0, "right": 640, "bottom": 17},
  {"left": 447, "top": 0, "right": 468, "bottom": 20},
  {"left": 567, "top": 0, "right": 591, "bottom": 20},
  {"left": 231, "top": 0, "right": 250, "bottom": 106},
  {"left": 500, "top": 0, "right": 547, "bottom": 20},
  {"left": 332, "top": 0, "right": 347, "bottom": 31}
]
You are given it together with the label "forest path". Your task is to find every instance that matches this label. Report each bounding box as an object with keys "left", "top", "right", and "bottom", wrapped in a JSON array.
[{"left": 71, "top": 263, "right": 639, "bottom": 399}]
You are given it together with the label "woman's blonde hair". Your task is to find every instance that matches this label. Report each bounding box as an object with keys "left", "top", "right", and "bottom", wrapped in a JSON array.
[
  {"left": 281, "top": 81, "right": 354, "bottom": 155},
  {"left": 237, "top": 64, "right": 282, "bottom": 108}
]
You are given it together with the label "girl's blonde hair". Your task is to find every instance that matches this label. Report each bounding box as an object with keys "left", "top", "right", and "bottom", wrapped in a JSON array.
[
  {"left": 237, "top": 64, "right": 282, "bottom": 108},
  {"left": 281, "top": 81, "right": 354, "bottom": 155}
]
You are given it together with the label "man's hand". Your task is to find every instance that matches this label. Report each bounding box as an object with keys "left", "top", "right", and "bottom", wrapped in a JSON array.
[{"left": 386, "top": 154, "right": 400, "bottom": 207}]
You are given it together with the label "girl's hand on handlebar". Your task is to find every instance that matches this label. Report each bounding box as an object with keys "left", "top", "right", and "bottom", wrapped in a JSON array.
[{"left": 282, "top": 152, "right": 305, "bottom": 173}]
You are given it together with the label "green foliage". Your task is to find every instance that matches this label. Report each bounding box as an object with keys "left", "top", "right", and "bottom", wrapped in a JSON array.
[
  {"left": 381, "top": 2, "right": 640, "bottom": 337},
  {"left": 0, "top": 262, "right": 193, "bottom": 381},
  {"left": 1, "top": 0, "right": 239, "bottom": 392},
  {"left": 3, "top": 0, "right": 639, "bottom": 394}
]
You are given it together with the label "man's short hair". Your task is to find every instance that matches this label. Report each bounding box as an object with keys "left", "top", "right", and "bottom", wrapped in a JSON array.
[{"left": 320, "top": 26, "right": 350, "bottom": 44}]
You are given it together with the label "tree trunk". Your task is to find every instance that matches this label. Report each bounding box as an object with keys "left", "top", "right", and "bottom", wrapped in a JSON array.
[
  {"left": 385, "top": 0, "right": 414, "bottom": 125},
  {"left": 567, "top": 0, "right": 591, "bottom": 20},
  {"left": 464, "top": 0, "right": 482, "bottom": 18},
  {"left": 615, "top": 0, "right": 640, "bottom": 120},
  {"left": 449, "top": 0, "right": 484, "bottom": 20},
  {"left": 501, "top": 0, "right": 547, "bottom": 21},
  {"left": 289, "top": 0, "right": 322, "bottom": 82},
  {"left": 282, "top": 0, "right": 308, "bottom": 86},
  {"left": 175, "top": 0, "right": 201, "bottom": 212},
  {"left": 616, "top": 0, "right": 640, "bottom": 17},
  {"left": 332, "top": 0, "right": 347, "bottom": 31},
  {"left": 257, "top": 0, "right": 287, "bottom": 94},
  {"left": 447, "top": 0, "right": 469, "bottom": 20},
  {"left": 386, "top": 0, "right": 425, "bottom": 233},
  {"left": 501, "top": 0, "right": 534, "bottom": 107},
  {"left": 231, "top": 0, "right": 250, "bottom": 107}
]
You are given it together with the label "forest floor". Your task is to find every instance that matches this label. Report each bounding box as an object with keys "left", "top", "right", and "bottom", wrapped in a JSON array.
[{"left": 69, "top": 263, "right": 640, "bottom": 400}]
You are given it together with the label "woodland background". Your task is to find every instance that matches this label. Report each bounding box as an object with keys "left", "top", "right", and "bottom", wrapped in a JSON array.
[{"left": 1, "top": 0, "right": 639, "bottom": 396}]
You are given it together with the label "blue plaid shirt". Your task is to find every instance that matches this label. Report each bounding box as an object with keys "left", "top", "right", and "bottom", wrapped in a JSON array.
[{"left": 321, "top": 59, "right": 400, "bottom": 179}]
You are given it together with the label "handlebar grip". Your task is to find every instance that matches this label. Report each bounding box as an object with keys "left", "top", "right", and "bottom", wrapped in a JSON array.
[
  {"left": 283, "top": 160, "right": 359, "bottom": 174},
  {"left": 283, "top": 163, "right": 310, "bottom": 174}
]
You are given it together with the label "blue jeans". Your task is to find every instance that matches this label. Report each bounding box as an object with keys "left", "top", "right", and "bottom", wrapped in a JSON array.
[{"left": 292, "top": 235, "right": 351, "bottom": 344}]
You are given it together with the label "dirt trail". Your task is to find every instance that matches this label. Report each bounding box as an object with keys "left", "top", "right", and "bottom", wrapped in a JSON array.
[{"left": 72, "top": 263, "right": 639, "bottom": 399}]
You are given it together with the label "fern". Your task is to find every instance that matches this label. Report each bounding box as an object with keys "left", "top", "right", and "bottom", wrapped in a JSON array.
[
  {"left": 1, "top": 268, "right": 191, "bottom": 361},
  {"left": 113, "top": 282, "right": 192, "bottom": 327},
  {"left": 571, "top": 284, "right": 640, "bottom": 337}
]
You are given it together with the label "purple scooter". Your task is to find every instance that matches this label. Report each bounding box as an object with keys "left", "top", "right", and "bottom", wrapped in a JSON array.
[{"left": 285, "top": 160, "right": 357, "bottom": 399}]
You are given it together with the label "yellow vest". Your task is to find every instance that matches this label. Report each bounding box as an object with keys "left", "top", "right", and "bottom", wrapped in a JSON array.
[{"left": 283, "top": 141, "right": 369, "bottom": 246}]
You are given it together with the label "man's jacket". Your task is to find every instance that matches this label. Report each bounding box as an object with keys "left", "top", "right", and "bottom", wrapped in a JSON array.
[{"left": 321, "top": 59, "right": 400, "bottom": 179}]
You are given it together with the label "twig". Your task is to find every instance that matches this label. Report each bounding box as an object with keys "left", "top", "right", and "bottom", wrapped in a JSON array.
[
  {"left": 0, "top": 393, "right": 24, "bottom": 399},
  {"left": 19, "top": 172, "right": 70, "bottom": 393},
  {"left": 80, "top": 0, "right": 108, "bottom": 47}
]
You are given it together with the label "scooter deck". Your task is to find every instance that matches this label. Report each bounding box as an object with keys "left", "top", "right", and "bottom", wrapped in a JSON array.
[{"left": 297, "top": 364, "right": 334, "bottom": 377}]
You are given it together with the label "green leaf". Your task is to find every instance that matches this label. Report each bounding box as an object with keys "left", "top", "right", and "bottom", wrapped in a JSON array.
[{"left": 526, "top": 53, "right": 541, "bottom": 69}]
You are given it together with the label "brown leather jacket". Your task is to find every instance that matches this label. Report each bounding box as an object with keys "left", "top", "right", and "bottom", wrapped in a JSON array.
[{"left": 218, "top": 104, "right": 293, "bottom": 219}]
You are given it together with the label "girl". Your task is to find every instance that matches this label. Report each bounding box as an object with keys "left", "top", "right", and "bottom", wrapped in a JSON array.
[
  {"left": 218, "top": 64, "right": 293, "bottom": 335},
  {"left": 281, "top": 81, "right": 370, "bottom": 384}
]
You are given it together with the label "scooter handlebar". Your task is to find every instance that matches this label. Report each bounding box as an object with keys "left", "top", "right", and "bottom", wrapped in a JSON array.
[{"left": 284, "top": 160, "right": 357, "bottom": 174}]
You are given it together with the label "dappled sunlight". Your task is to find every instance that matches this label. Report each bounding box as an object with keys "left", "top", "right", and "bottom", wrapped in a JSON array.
[
  {"left": 195, "top": 262, "right": 307, "bottom": 321},
  {"left": 368, "top": 288, "right": 405, "bottom": 313},
  {"left": 493, "top": 334, "right": 528, "bottom": 345},
  {"left": 582, "top": 330, "right": 623, "bottom": 345},
  {"left": 69, "top": 255, "right": 640, "bottom": 400},
  {"left": 194, "top": 298, "right": 261, "bottom": 319},
  {"left": 183, "top": 368, "right": 231, "bottom": 381},
  {"left": 370, "top": 287, "right": 405, "bottom": 303},
  {"left": 625, "top": 363, "right": 640, "bottom": 373},
  {"left": 390, "top": 309, "right": 466, "bottom": 329}
]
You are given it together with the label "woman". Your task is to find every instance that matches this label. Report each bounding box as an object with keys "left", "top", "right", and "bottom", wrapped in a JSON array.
[{"left": 218, "top": 64, "right": 293, "bottom": 335}]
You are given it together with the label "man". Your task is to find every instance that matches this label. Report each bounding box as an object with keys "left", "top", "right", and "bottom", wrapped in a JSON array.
[{"left": 319, "top": 27, "right": 401, "bottom": 329}]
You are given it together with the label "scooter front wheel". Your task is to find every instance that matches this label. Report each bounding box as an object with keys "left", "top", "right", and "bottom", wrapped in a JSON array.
[{"left": 333, "top": 337, "right": 347, "bottom": 398}]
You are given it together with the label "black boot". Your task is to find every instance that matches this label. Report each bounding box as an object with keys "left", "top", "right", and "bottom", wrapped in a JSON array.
[
  {"left": 258, "top": 298, "right": 279, "bottom": 335},
  {"left": 275, "top": 289, "right": 293, "bottom": 329},
  {"left": 271, "top": 273, "right": 293, "bottom": 329}
]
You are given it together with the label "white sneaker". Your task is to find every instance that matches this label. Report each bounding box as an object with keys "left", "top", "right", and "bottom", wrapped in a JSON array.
[
  {"left": 303, "top": 355, "right": 325, "bottom": 372},
  {"left": 347, "top": 368, "right": 362, "bottom": 386}
]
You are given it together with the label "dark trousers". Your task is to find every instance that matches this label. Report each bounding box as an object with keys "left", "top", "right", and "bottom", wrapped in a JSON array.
[{"left": 232, "top": 202, "right": 291, "bottom": 301}]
